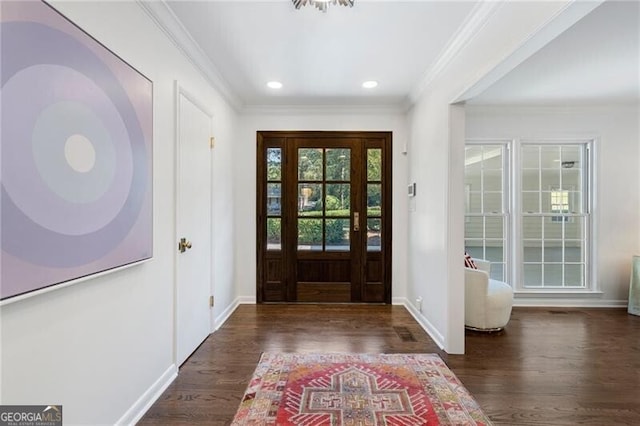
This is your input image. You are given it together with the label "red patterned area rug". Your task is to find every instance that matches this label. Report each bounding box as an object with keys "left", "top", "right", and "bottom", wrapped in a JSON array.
[{"left": 231, "top": 353, "right": 492, "bottom": 425}]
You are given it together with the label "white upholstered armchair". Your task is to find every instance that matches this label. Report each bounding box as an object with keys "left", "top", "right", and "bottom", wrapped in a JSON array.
[{"left": 465, "top": 259, "right": 513, "bottom": 331}]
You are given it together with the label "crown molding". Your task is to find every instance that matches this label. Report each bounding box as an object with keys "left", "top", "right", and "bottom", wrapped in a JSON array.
[
  {"left": 408, "top": 0, "right": 503, "bottom": 104},
  {"left": 241, "top": 103, "right": 407, "bottom": 116},
  {"left": 136, "top": 0, "right": 243, "bottom": 111}
]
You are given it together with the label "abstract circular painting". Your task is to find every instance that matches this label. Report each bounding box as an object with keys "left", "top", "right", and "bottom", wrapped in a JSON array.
[{"left": 1, "top": 1, "right": 153, "bottom": 301}]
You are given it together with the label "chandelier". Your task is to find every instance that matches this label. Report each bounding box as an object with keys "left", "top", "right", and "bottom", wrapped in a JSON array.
[{"left": 292, "top": 0, "right": 354, "bottom": 13}]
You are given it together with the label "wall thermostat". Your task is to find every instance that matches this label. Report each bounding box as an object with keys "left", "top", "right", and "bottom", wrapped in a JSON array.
[{"left": 408, "top": 182, "right": 416, "bottom": 197}]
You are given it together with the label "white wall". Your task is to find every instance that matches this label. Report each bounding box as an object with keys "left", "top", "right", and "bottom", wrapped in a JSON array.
[
  {"left": 0, "top": 1, "right": 237, "bottom": 424},
  {"left": 466, "top": 104, "right": 640, "bottom": 305},
  {"left": 235, "top": 109, "right": 409, "bottom": 302},
  {"left": 406, "top": 0, "right": 582, "bottom": 353}
]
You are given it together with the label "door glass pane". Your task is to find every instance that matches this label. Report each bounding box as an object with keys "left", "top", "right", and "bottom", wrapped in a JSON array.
[
  {"left": 367, "top": 149, "right": 382, "bottom": 181},
  {"left": 326, "top": 149, "right": 350, "bottom": 181},
  {"left": 298, "top": 184, "right": 323, "bottom": 216},
  {"left": 298, "top": 148, "right": 323, "bottom": 181},
  {"left": 267, "top": 218, "right": 281, "bottom": 250},
  {"left": 298, "top": 218, "right": 323, "bottom": 251},
  {"left": 325, "top": 184, "right": 350, "bottom": 216},
  {"left": 367, "top": 184, "right": 381, "bottom": 216},
  {"left": 367, "top": 218, "right": 381, "bottom": 251},
  {"left": 267, "top": 148, "right": 281, "bottom": 181},
  {"left": 267, "top": 183, "right": 281, "bottom": 215},
  {"left": 326, "top": 219, "right": 350, "bottom": 251}
]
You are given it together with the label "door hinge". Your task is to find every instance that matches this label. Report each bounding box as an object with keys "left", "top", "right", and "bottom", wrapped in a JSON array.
[
  {"left": 210, "top": 137, "right": 215, "bottom": 149},
  {"left": 209, "top": 295, "right": 214, "bottom": 308}
]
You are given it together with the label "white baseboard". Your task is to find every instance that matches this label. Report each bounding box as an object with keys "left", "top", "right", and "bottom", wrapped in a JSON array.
[
  {"left": 237, "top": 295, "right": 257, "bottom": 304},
  {"left": 396, "top": 297, "right": 446, "bottom": 351},
  {"left": 118, "top": 364, "right": 177, "bottom": 425},
  {"left": 214, "top": 298, "right": 240, "bottom": 331}
]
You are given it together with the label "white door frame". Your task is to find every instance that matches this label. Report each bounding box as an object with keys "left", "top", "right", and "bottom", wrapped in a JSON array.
[{"left": 173, "top": 80, "right": 214, "bottom": 366}]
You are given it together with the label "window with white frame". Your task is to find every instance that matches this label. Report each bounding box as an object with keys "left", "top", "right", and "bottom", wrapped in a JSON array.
[
  {"left": 465, "top": 140, "right": 593, "bottom": 291},
  {"left": 520, "top": 142, "right": 590, "bottom": 288},
  {"left": 464, "top": 143, "right": 508, "bottom": 282}
]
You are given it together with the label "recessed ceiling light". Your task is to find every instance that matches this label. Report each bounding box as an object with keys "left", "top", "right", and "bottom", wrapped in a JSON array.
[
  {"left": 362, "top": 80, "right": 378, "bottom": 89},
  {"left": 267, "top": 81, "right": 283, "bottom": 89}
]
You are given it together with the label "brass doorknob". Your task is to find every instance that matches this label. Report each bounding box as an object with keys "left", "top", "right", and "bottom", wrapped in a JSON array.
[{"left": 178, "top": 237, "right": 193, "bottom": 253}]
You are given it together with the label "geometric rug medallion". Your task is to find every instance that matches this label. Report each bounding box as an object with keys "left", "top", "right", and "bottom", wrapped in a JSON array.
[{"left": 231, "top": 353, "right": 492, "bottom": 425}]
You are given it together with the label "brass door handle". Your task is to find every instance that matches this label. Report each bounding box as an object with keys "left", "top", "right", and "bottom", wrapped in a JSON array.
[
  {"left": 178, "top": 237, "right": 193, "bottom": 253},
  {"left": 354, "top": 212, "right": 360, "bottom": 232}
]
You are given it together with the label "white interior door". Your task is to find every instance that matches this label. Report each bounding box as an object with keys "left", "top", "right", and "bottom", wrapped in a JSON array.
[{"left": 175, "top": 85, "right": 213, "bottom": 366}]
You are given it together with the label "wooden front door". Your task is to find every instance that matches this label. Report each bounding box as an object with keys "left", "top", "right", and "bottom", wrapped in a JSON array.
[{"left": 257, "top": 131, "right": 392, "bottom": 303}]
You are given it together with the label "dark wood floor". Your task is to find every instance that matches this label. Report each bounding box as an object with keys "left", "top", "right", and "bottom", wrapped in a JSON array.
[{"left": 139, "top": 305, "right": 640, "bottom": 425}]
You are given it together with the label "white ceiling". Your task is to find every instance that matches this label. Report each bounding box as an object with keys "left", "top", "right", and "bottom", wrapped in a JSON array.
[
  {"left": 165, "top": 0, "right": 478, "bottom": 107},
  {"left": 163, "top": 0, "right": 639, "bottom": 109},
  {"left": 470, "top": 0, "right": 640, "bottom": 105}
]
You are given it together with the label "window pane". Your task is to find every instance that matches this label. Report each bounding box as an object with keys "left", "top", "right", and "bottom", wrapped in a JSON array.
[
  {"left": 523, "top": 242, "right": 542, "bottom": 262},
  {"left": 541, "top": 168, "right": 560, "bottom": 188},
  {"left": 485, "top": 242, "right": 504, "bottom": 262},
  {"left": 298, "top": 184, "right": 323, "bottom": 216},
  {"left": 468, "top": 192, "right": 482, "bottom": 214},
  {"left": 367, "top": 149, "right": 382, "bottom": 181},
  {"left": 483, "top": 148, "right": 502, "bottom": 169},
  {"left": 543, "top": 241, "right": 562, "bottom": 262},
  {"left": 326, "top": 219, "right": 350, "bottom": 251},
  {"left": 267, "top": 218, "right": 281, "bottom": 250},
  {"left": 326, "top": 149, "right": 350, "bottom": 181},
  {"left": 565, "top": 217, "right": 584, "bottom": 239},
  {"left": 524, "top": 264, "right": 542, "bottom": 286},
  {"left": 544, "top": 264, "right": 563, "bottom": 285},
  {"left": 367, "top": 219, "right": 381, "bottom": 251},
  {"left": 465, "top": 243, "right": 483, "bottom": 260},
  {"left": 565, "top": 241, "right": 583, "bottom": 262},
  {"left": 298, "top": 148, "right": 323, "bottom": 181},
  {"left": 465, "top": 216, "right": 483, "bottom": 238},
  {"left": 522, "top": 169, "right": 540, "bottom": 191},
  {"left": 367, "top": 184, "right": 382, "bottom": 216},
  {"left": 267, "top": 183, "right": 281, "bottom": 215},
  {"left": 562, "top": 168, "right": 581, "bottom": 189},
  {"left": 298, "top": 219, "right": 322, "bottom": 251},
  {"left": 325, "top": 184, "right": 350, "bottom": 216},
  {"left": 483, "top": 169, "right": 502, "bottom": 191},
  {"left": 267, "top": 148, "right": 281, "bottom": 181},
  {"left": 523, "top": 216, "right": 542, "bottom": 239},
  {"left": 564, "top": 264, "right": 584, "bottom": 287},
  {"left": 485, "top": 217, "right": 503, "bottom": 239},
  {"left": 483, "top": 192, "right": 502, "bottom": 213},
  {"left": 541, "top": 146, "right": 560, "bottom": 168},
  {"left": 522, "top": 146, "right": 539, "bottom": 169},
  {"left": 522, "top": 192, "right": 539, "bottom": 213}
]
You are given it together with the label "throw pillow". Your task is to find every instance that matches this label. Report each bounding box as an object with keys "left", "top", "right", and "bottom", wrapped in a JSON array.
[{"left": 464, "top": 252, "right": 478, "bottom": 269}]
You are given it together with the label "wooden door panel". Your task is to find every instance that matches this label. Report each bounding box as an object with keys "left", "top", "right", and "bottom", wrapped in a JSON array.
[
  {"left": 297, "top": 283, "right": 351, "bottom": 303},
  {"left": 257, "top": 131, "right": 391, "bottom": 304}
]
